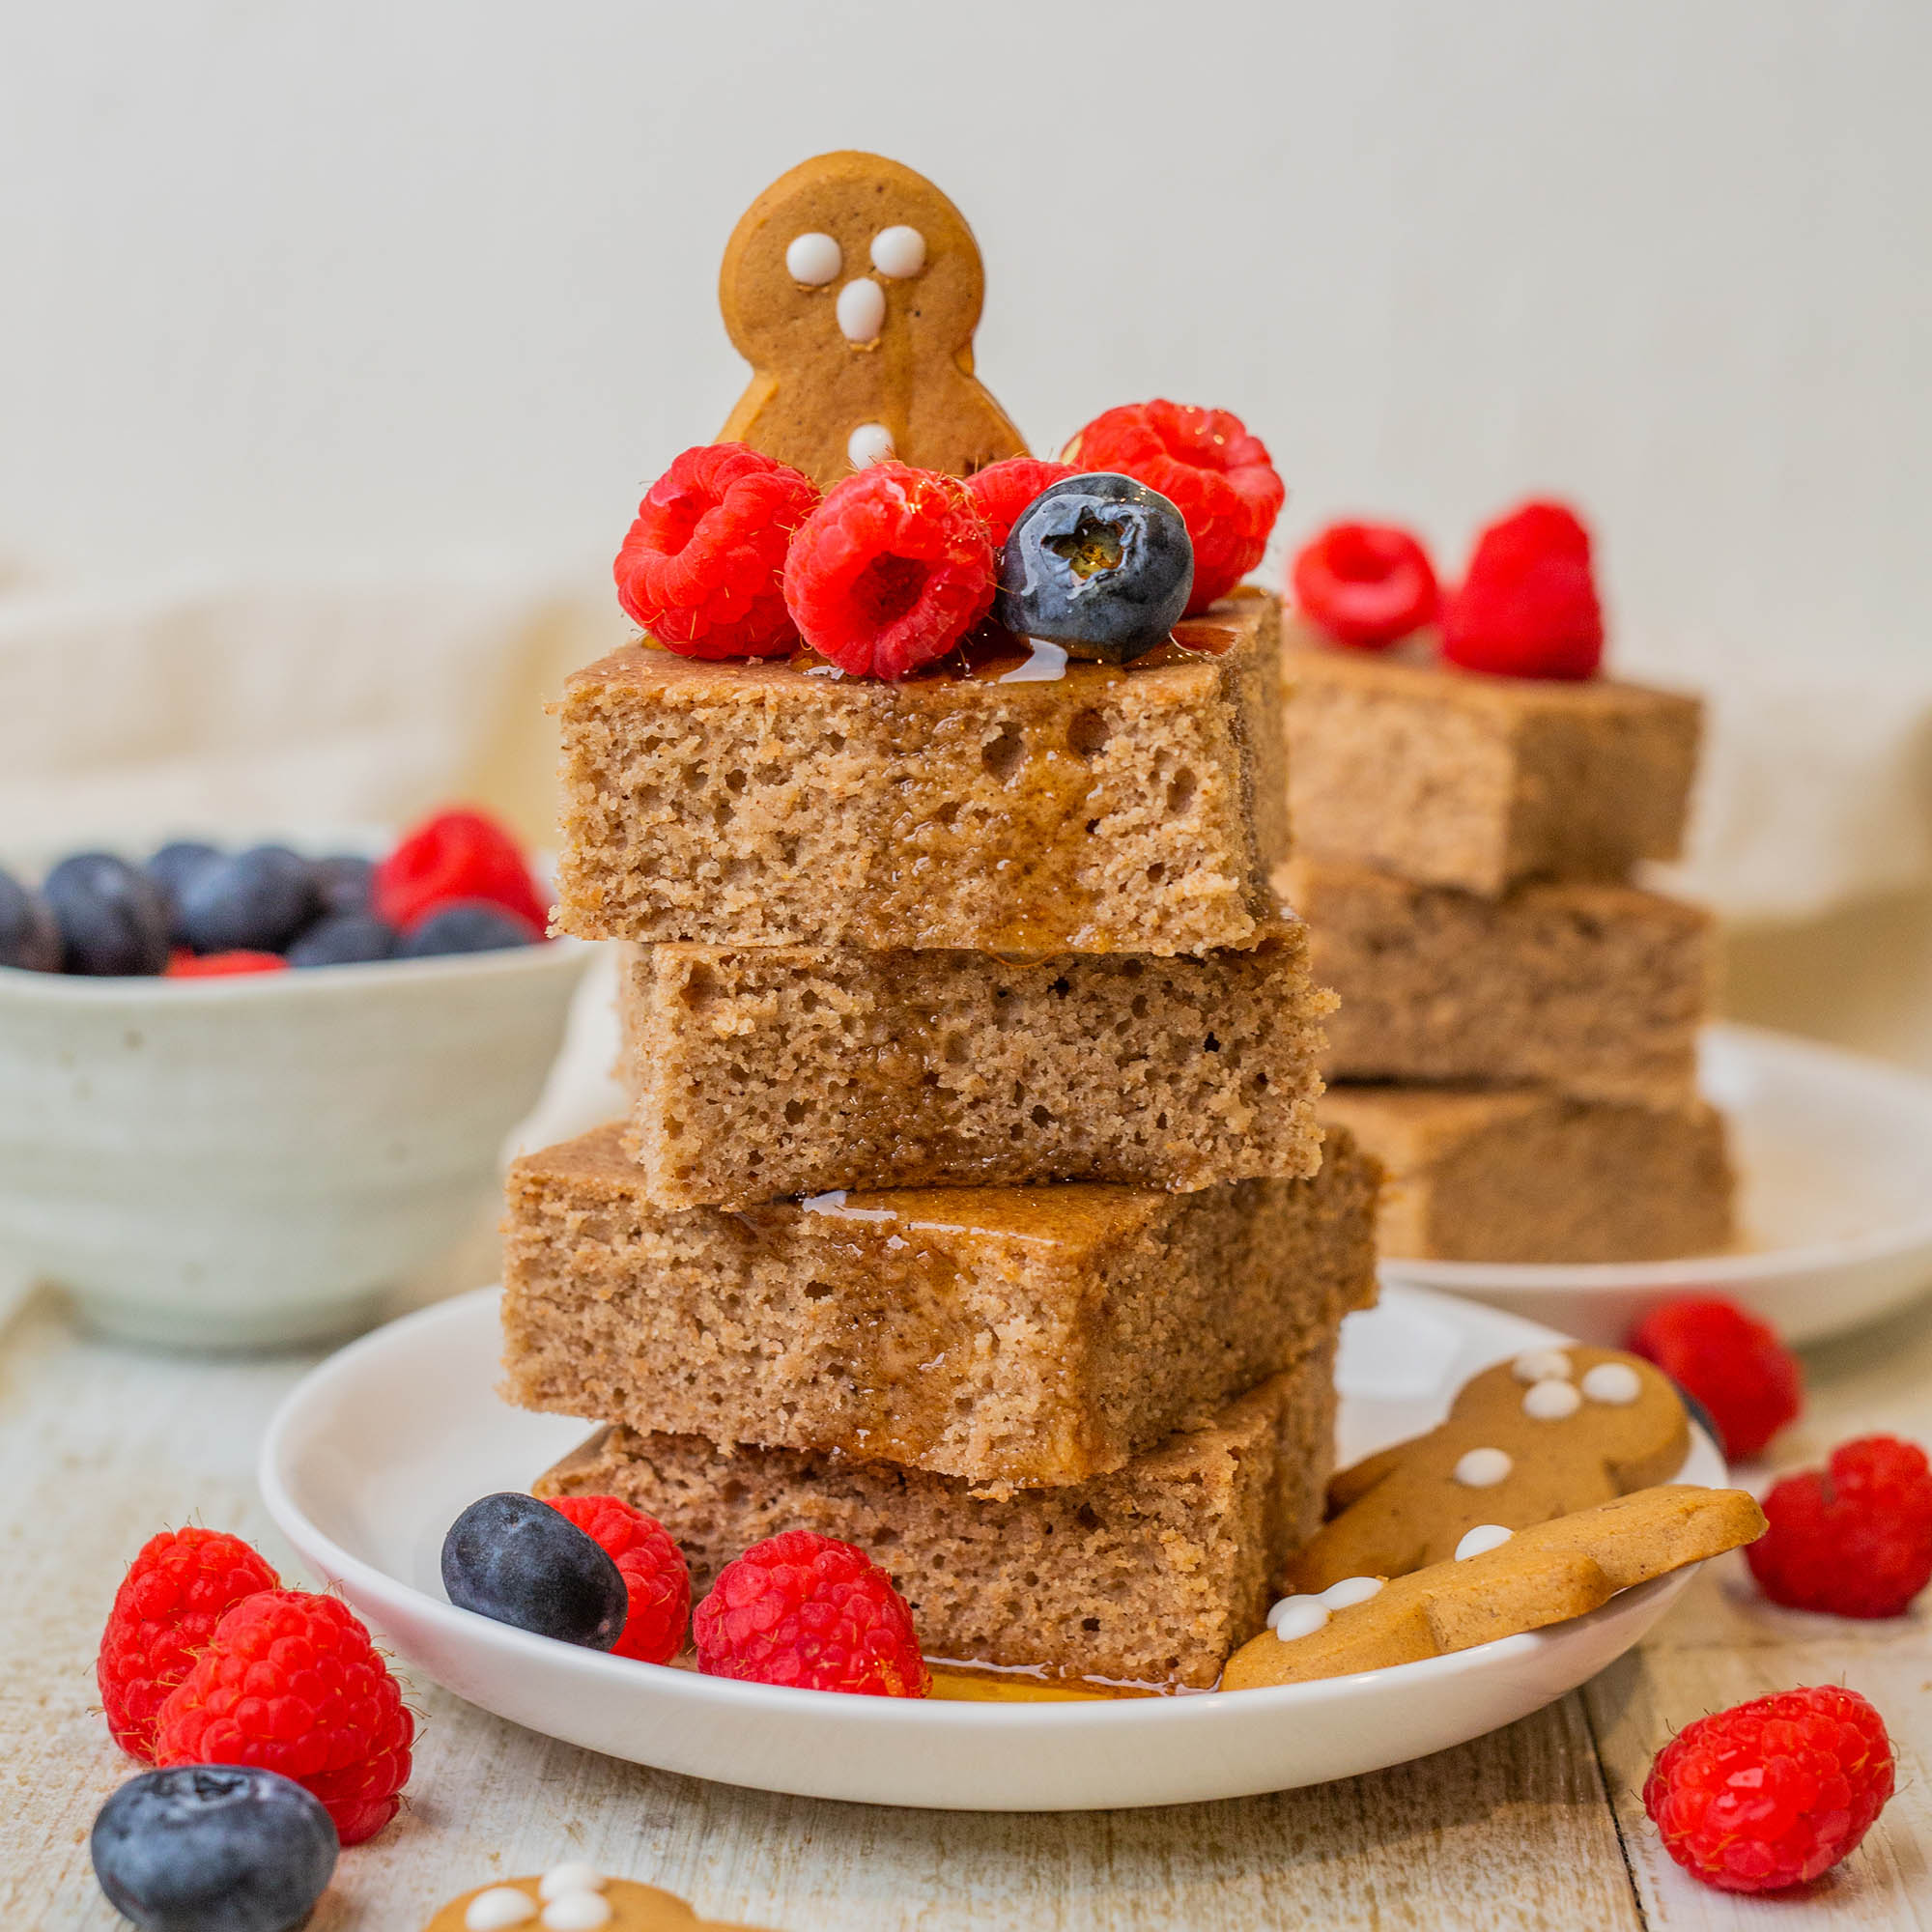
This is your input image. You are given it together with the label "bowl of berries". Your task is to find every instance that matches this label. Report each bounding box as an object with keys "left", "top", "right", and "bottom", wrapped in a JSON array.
[{"left": 0, "top": 807, "right": 587, "bottom": 1349}]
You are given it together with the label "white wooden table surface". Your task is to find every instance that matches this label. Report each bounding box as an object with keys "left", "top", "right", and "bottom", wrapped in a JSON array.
[{"left": 3, "top": 1279, "right": 1929, "bottom": 1932}]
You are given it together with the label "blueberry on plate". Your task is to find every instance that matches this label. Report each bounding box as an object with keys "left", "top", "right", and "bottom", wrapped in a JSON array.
[
  {"left": 91, "top": 1764, "right": 337, "bottom": 1932},
  {"left": 286, "top": 913, "right": 397, "bottom": 968},
  {"left": 994, "top": 471, "right": 1194, "bottom": 665},
  {"left": 176, "top": 845, "right": 322, "bottom": 955},
  {"left": 441, "top": 1492, "right": 627, "bottom": 1649},
  {"left": 43, "top": 853, "right": 173, "bottom": 976},
  {"left": 0, "top": 866, "right": 61, "bottom": 972},
  {"left": 311, "top": 852, "right": 375, "bottom": 917},
  {"left": 396, "top": 900, "right": 538, "bottom": 959}
]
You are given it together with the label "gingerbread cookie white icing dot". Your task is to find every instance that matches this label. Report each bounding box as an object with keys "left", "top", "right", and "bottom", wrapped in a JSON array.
[{"left": 718, "top": 151, "right": 1029, "bottom": 488}]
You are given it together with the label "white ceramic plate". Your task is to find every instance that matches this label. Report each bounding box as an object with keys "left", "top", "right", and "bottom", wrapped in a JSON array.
[
  {"left": 260, "top": 1283, "right": 1725, "bottom": 1811},
  {"left": 1381, "top": 1025, "right": 1932, "bottom": 1347}
]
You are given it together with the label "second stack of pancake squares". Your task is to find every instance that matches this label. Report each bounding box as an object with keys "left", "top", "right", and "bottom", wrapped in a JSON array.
[
  {"left": 499, "top": 588, "right": 1380, "bottom": 1690},
  {"left": 1277, "top": 618, "right": 1735, "bottom": 1266}
]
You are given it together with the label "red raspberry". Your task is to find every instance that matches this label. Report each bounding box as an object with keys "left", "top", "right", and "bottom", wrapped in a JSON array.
[
  {"left": 965, "top": 456, "right": 1077, "bottom": 551},
  {"left": 546, "top": 1494, "right": 691, "bottom": 1664},
  {"left": 373, "top": 807, "right": 547, "bottom": 934},
  {"left": 614, "top": 443, "right": 819, "bottom": 660},
  {"left": 1291, "top": 522, "right": 1439, "bottom": 648},
  {"left": 1643, "top": 1687, "right": 1893, "bottom": 1891},
  {"left": 98, "top": 1528, "right": 280, "bottom": 1761},
  {"left": 1066, "top": 401, "right": 1284, "bottom": 613},
  {"left": 1628, "top": 1296, "right": 1803, "bottom": 1462},
  {"left": 782, "top": 464, "right": 994, "bottom": 680},
  {"left": 154, "top": 1589, "right": 413, "bottom": 1846},
  {"left": 1746, "top": 1435, "right": 1932, "bottom": 1618},
  {"left": 1440, "top": 499, "right": 1605, "bottom": 679},
  {"left": 693, "top": 1530, "right": 928, "bottom": 1696},
  {"left": 165, "top": 950, "right": 290, "bottom": 978}
]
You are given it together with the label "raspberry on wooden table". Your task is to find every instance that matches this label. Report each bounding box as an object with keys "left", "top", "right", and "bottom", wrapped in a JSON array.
[
  {"left": 1627, "top": 1296, "right": 1803, "bottom": 1462},
  {"left": 546, "top": 1494, "right": 691, "bottom": 1663},
  {"left": 1066, "top": 400, "right": 1284, "bottom": 613},
  {"left": 373, "top": 807, "right": 548, "bottom": 935},
  {"left": 614, "top": 442, "right": 819, "bottom": 660},
  {"left": 1291, "top": 522, "right": 1439, "bottom": 648},
  {"left": 693, "top": 1529, "right": 928, "bottom": 1696},
  {"left": 154, "top": 1589, "right": 413, "bottom": 1846},
  {"left": 1747, "top": 1435, "right": 1932, "bottom": 1618},
  {"left": 1440, "top": 500, "right": 1605, "bottom": 680},
  {"left": 964, "top": 456, "right": 1076, "bottom": 551},
  {"left": 98, "top": 1528, "right": 280, "bottom": 1761},
  {"left": 1643, "top": 1686, "right": 1894, "bottom": 1891},
  {"left": 781, "top": 463, "right": 994, "bottom": 680}
]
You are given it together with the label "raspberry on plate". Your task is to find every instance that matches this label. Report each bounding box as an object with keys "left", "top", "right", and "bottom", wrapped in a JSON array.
[
  {"left": 1643, "top": 1686, "right": 1894, "bottom": 1892},
  {"left": 154, "top": 1589, "right": 413, "bottom": 1847},
  {"left": 547, "top": 1494, "right": 692, "bottom": 1664},
  {"left": 964, "top": 456, "right": 1077, "bottom": 551},
  {"left": 1440, "top": 500, "right": 1605, "bottom": 679},
  {"left": 1291, "top": 521, "right": 1438, "bottom": 648},
  {"left": 373, "top": 807, "right": 548, "bottom": 935},
  {"left": 1628, "top": 1296, "right": 1803, "bottom": 1462},
  {"left": 98, "top": 1527, "right": 280, "bottom": 1761},
  {"left": 693, "top": 1529, "right": 929, "bottom": 1696},
  {"left": 615, "top": 442, "right": 819, "bottom": 660},
  {"left": 1066, "top": 401, "right": 1284, "bottom": 614},
  {"left": 782, "top": 463, "right": 994, "bottom": 680},
  {"left": 164, "top": 950, "right": 291, "bottom": 978},
  {"left": 1747, "top": 1435, "right": 1932, "bottom": 1618}
]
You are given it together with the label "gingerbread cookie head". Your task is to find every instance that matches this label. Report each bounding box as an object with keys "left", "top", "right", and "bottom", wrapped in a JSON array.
[
  {"left": 718, "top": 151, "right": 1028, "bottom": 488},
  {"left": 426, "top": 1866, "right": 774, "bottom": 1932},
  {"left": 1288, "top": 1345, "right": 1692, "bottom": 1593}
]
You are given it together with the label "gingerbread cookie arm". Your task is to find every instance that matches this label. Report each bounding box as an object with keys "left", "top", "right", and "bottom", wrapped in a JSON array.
[{"left": 1225, "top": 1486, "right": 1765, "bottom": 1690}]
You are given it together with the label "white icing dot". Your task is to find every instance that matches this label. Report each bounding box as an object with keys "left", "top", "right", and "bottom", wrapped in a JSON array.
[
  {"left": 466, "top": 1890, "right": 537, "bottom": 1931},
  {"left": 784, "top": 232, "right": 842, "bottom": 285},
  {"left": 1523, "top": 1378, "right": 1584, "bottom": 1420},
  {"left": 1512, "top": 1350, "right": 1573, "bottom": 1384},
  {"left": 1267, "top": 1596, "right": 1330, "bottom": 1640},
  {"left": 1320, "top": 1576, "right": 1385, "bottom": 1609},
  {"left": 1581, "top": 1361, "right": 1644, "bottom": 1406},
  {"left": 870, "top": 224, "right": 926, "bottom": 278},
  {"left": 541, "top": 1898, "right": 612, "bottom": 1932},
  {"left": 1454, "top": 1446, "right": 1514, "bottom": 1488},
  {"left": 1455, "top": 1524, "right": 1516, "bottom": 1562},
  {"left": 538, "top": 1866, "right": 607, "bottom": 1901},
  {"left": 847, "top": 421, "right": 895, "bottom": 468},
  {"left": 837, "top": 277, "right": 886, "bottom": 344}
]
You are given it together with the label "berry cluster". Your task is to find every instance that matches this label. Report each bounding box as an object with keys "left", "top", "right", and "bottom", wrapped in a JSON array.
[
  {"left": 611, "top": 402, "right": 1283, "bottom": 681},
  {"left": 1, "top": 806, "right": 548, "bottom": 978},
  {"left": 1287, "top": 499, "right": 1605, "bottom": 680},
  {"left": 97, "top": 1528, "right": 412, "bottom": 1846},
  {"left": 440, "top": 1492, "right": 925, "bottom": 1697}
]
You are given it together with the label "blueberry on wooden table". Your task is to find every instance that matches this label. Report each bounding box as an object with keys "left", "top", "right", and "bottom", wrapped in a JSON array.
[
  {"left": 0, "top": 866, "right": 61, "bottom": 972},
  {"left": 441, "top": 1492, "right": 627, "bottom": 1648},
  {"left": 994, "top": 471, "right": 1195, "bottom": 664},
  {"left": 175, "top": 845, "right": 323, "bottom": 954},
  {"left": 43, "top": 852, "right": 173, "bottom": 975},
  {"left": 90, "top": 1764, "right": 337, "bottom": 1932}
]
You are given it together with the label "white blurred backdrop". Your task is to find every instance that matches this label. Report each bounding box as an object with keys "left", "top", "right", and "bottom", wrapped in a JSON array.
[{"left": 2, "top": 0, "right": 1930, "bottom": 1057}]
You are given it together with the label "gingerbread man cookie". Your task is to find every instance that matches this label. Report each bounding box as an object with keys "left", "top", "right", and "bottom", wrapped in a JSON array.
[
  {"left": 1288, "top": 1345, "right": 1691, "bottom": 1593},
  {"left": 1223, "top": 1484, "right": 1765, "bottom": 1690},
  {"left": 426, "top": 1864, "right": 775, "bottom": 1932},
  {"left": 718, "top": 151, "right": 1029, "bottom": 488}
]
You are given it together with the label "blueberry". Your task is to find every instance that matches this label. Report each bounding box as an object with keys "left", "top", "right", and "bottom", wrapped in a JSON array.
[
  {"left": 91, "top": 1765, "right": 337, "bottom": 1932},
  {"left": 146, "top": 841, "right": 224, "bottom": 945},
  {"left": 994, "top": 471, "right": 1194, "bottom": 664},
  {"left": 312, "top": 853, "right": 375, "bottom": 917},
  {"left": 0, "top": 866, "right": 61, "bottom": 972},
  {"left": 286, "top": 913, "right": 397, "bottom": 968},
  {"left": 176, "top": 846, "right": 322, "bottom": 954},
  {"left": 441, "top": 1492, "right": 627, "bottom": 1649},
  {"left": 43, "top": 853, "right": 173, "bottom": 976},
  {"left": 396, "top": 900, "right": 536, "bottom": 959}
]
